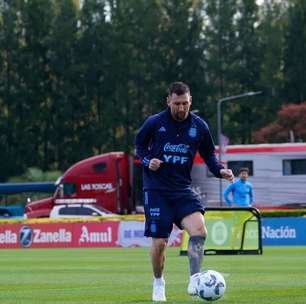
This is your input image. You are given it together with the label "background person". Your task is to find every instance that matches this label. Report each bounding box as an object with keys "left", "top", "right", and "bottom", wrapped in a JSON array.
[
  {"left": 135, "top": 81, "right": 234, "bottom": 301},
  {"left": 223, "top": 167, "right": 254, "bottom": 207}
]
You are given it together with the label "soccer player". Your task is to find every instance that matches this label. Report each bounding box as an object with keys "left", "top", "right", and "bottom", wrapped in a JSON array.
[
  {"left": 224, "top": 167, "right": 254, "bottom": 207},
  {"left": 135, "top": 81, "right": 234, "bottom": 302}
]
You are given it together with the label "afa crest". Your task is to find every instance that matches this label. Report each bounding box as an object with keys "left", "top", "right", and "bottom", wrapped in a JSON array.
[{"left": 188, "top": 127, "right": 197, "bottom": 138}]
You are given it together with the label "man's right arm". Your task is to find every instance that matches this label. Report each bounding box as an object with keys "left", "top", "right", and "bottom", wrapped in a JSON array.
[{"left": 135, "top": 116, "right": 155, "bottom": 168}]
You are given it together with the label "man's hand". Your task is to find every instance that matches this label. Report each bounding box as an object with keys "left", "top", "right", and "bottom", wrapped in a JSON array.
[
  {"left": 149, "top": 158, "right": 163, "bottom": 171},
  {"left": 220, "top": 168, "right": 234, "bottom": 183}
]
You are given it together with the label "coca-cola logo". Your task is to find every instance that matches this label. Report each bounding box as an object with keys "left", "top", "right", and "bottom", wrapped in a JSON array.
[{"left": 163, "top": 142, "right": 189, "bottom": 153}]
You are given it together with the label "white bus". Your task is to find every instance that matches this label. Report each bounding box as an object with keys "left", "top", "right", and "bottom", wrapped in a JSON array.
[{"left": 191, "top": 143, "right": 306, "bottom": 208}]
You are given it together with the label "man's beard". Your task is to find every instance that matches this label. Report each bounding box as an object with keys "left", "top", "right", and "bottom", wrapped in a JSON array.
[{"left": 174, "top": 112, "right": 187, "bottom": 121}]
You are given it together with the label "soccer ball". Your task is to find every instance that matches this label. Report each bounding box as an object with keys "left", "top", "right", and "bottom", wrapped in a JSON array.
[{"left": 196, "top": 270, "right": 226, "bottom": 301}]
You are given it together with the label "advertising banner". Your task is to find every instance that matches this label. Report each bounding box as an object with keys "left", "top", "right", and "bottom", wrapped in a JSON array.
[
  {"left": 1, "top": 216, "right": 304, "bottom": 249},
  {"left": 180, "top": 208, "right": 262, "bottom": 255},
  {"left": 0, "top": 221, "right": 182, "bottom": 249},
  {"left": 261, "top": 217, "right": 306, "bottom": 245}
]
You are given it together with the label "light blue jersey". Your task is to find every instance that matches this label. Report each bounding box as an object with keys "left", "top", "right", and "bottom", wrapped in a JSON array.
[{"left": 223, "top": 179, "right": 254, "bottom": 207}]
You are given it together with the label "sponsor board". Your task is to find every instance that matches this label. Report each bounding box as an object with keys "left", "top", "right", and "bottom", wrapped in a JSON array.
[
  {"left": 116, "top": 221, "right": 182, "bottom": 247},
  {"left": 228, "top": 217, "right": 306, "bottom": 246},
  {"left": 0, "top": 221, "right": 182, "bottom": 249},
  {"left": 261, "top": 217, "right": 306, "bottom": 245},
  {"left": 2, "top": 217, "right": 303, "bottom": 249}
]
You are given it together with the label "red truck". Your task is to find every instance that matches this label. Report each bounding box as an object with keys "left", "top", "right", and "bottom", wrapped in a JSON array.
[{"left": 25, "top": 152, "right": 135, "bottom": 218}]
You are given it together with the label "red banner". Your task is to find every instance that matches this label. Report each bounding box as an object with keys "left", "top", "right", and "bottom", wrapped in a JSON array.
[{"left": 0, "top": 221, "right": 182, "bottom": 249}]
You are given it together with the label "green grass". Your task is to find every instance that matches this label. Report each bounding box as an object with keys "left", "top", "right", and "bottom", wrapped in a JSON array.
[{"left": 0, "top": 247, "right": 305, "bottom": 304}]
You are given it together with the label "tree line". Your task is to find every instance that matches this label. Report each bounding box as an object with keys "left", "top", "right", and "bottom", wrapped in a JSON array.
[{"left": 0, "top": 0, "right": 305, "bottom": 181}]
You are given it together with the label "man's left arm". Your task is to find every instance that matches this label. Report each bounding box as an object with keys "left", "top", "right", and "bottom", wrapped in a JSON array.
[{"left": 249, "top": 184, "right": 255, "bottom": 203}]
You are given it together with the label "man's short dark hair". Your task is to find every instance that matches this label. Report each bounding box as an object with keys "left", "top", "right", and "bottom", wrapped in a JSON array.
[
  {"left": 168, "top": 81, "right": 190, "bottom": 96},
  {"left": 239, "top": 167, "right": 249, "bottom": 174}
]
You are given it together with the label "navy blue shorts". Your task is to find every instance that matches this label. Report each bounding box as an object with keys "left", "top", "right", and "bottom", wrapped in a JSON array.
[{"left": 143, "top": 189, "right": 204, "bottom": 238}]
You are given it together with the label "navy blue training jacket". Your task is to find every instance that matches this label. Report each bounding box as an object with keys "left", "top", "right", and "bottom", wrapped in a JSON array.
[{"left": 135, "top": 108, "right": 223, "bottom": 191}]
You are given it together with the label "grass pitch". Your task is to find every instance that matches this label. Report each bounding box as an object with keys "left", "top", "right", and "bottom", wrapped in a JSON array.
[{"left": 0, "top": 246, "right": 305, "bottom": 304}]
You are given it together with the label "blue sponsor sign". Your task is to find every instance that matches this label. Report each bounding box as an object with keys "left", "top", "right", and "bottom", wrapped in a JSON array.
[
  {"left": 262, "top": 217, "right": 306, "bottom": 246},
  {"left": 19, "top": 226, "right": 33, "bottom": 248}
]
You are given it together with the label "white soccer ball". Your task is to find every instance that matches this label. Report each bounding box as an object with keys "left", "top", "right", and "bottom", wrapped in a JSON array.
[{"left": 196, "top": 270, "right": 226, "bottom": 301}]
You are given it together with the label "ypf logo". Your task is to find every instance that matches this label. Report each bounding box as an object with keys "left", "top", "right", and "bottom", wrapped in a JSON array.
[{"left": 19, "top": 226, "right": 33, "bottom": 248}]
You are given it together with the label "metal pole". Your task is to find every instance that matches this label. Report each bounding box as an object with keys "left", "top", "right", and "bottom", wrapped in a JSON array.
[
  {"left": 217, "top": 99, "right": 223, "bottom": 206},
  {"left": 217, "top": 91, "right": 262, "bottom": 206}
]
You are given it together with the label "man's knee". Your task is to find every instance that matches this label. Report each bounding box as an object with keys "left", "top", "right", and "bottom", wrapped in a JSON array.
[
  {"left": 182, "top": 212, "right": 207, "bottom": 238},
  {"left": 195, "top": 224, "right": 207, "bottom": 238}
]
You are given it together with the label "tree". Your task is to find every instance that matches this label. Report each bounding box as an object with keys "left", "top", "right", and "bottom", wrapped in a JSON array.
[
  {"left": 252, "top": 102, "right": 306, "bottom": 143},
  {"left": 204, "top": 0, "right": 263, "bottom": 144},
  {"left": 283, "top": 1, "right": 306, "bottom": 103},
  {"left": 0, "top": 0, "right": 28, "bottom": 180},
  {"left": 204, "top": 0, "right": 238, "bottom": 100},
  {"left": 235, "top": 0, "right": 261, "bottom": 91},
  {"left": 225, "top": 0, "right": 262, "bottom": 144},
  {"left": 256, "top": 0, "right": 287, "bottom": 124},
  {"left": 18, "top": 0, "right": 55, "bottom": 170},
  {"left": 77, "top": 0, "right": 113, "bottom": 153},
  {"left": 46, "top": 0, "right": 86, "bottom": 169}
]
